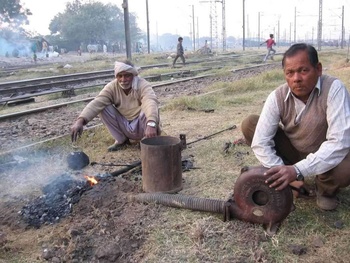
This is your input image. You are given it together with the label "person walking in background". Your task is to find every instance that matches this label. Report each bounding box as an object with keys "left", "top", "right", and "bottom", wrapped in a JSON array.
[
  {"left": 241, "top": 43, "right": 350, "bottom": 211},
  {"left": 42, "top": 40, "right": 48, "bottom": 57},
  {"left": 30, "top": 41, "right": 38, "bottom": 63},
  {"left": 260, "top": 34, "right": 276, "bottom": 62},
  {"left": 172, "top": 37, "right": 185, "bottom": 68}
]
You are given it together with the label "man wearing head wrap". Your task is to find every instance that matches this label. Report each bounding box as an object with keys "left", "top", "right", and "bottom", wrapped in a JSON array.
[{"left": 71, "top": 60, "right": 161, "bottom": 151}]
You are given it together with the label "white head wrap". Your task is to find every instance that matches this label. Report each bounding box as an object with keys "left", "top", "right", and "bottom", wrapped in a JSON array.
[
  {"left": 114, "top": 61, "right": 140, "bottom": 90},
  {"left": 114, "top": 61, "right": 138, "bottom": 77}
]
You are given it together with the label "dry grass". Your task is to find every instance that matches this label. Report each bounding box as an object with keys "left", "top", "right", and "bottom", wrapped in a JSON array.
[{"left": 2, "top": 49, "right": 350, "bottom": 262}]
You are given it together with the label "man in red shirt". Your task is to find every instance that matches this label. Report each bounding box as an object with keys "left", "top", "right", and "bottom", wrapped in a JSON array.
[{"left": 260, "top": 34, "right": 276, "bottom": 62}]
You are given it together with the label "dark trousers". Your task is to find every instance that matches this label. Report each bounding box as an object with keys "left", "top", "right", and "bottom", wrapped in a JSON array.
[
  {"left": 241, "top": 114, "right": 350, "bottom": 196},
  {"left": 173, "top": 54, "right": 185, "bottom": 66}
]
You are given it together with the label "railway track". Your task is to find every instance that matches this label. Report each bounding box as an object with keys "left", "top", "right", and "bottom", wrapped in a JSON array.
[
  {"left": 0, "top": 73, "right": 214, "bottom": 121},
  {"left": 0, "top": 63, "right": 54, "bottom": 77},
  {"left": 0, "top": 51, "right": 272, "bottom": 105},
  {"left": 0, "top": 59, "right": 274, "bottom": 120},
  {"left": 0, "top": 62, "right": 279, "bottom": 155},
  {"left": 0, "top": 66, "right": 216, "bottom": 104}
]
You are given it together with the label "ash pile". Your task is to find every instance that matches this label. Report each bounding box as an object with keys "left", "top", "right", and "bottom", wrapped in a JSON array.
[{"left": 21, "top": 173, "right": 92, "bottom": 228}]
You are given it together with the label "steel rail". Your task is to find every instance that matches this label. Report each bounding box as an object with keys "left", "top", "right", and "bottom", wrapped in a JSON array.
[
  {"left": 0, "top": 62, "right": 275, "bottom": 120},
  {"left": 0, "top": 73, "right": 214, "bottom": 121},
  {"left": 0, "top": 62, "right": 275, "bottom": 155},
  {"left": 0, "top": 67, "right": 216, "bottom": 104},
  {"left": 0, "top": 50, "right": 268, "bottom": 90},
  {"left": 0, "top": 56, "right": 223, "bottom": 89}
]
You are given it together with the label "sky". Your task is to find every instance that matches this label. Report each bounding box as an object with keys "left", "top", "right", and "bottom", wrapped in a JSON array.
[{"left": 22, "top": 0, "right": 350, "bottom": 42}]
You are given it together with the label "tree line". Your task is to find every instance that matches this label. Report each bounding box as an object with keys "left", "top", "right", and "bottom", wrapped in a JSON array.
[{"left": 0, "top": 0, "right": 144, "bottom": 54}]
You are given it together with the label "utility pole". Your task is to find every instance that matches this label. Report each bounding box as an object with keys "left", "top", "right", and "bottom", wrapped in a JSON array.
[
  {"left": 192, "top": 5, "right": 196, "bottom": 51},
  {"left": 317, "top": 0, "right": 323, "bottom": 51},
  {"left": 200, "top": 0, "right": 226, "bottom": 51},
  {"left": 221, "top": 0, "right": 226, "bottom": 51},
  {"left": 189, "top": 23, "right": 192, "bottom": 44},
  {"left": 242, "top": 0, "right": 245, "bottom": 50},
  {"left": 122, "top": 0, "right": 131, "bottom": 60},
  {"left": 341, "top": 5, "right": 344, "bottom": 49},
  {"left": 212, "top": 1, "right": 218, "bottom": 50},
  {"left": 294, "top": 7, "right": 296, "bottom": 43},
  {"left": 247, "top": 14, "right": 249, "bottom": 40},
  {"left": 210, "top": 14, "right": 213, "bottom": 50},
  {"left": 156, "top": 22, "right": 159, "bottom": 51},
  {"left": 258, "top": 12, "right": 260, "bottom": 48},
  {"left": 197, "top": 17, "right": 200, "bottom": 48},
  {"left": 277, "top": 19, "right": 280, "bottom": 47},
  {"left": 146, "top": 0, "right": 150, "bottom": 54}
]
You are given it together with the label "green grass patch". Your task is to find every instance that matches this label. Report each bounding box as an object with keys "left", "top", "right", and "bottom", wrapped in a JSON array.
[{"left": 162, "top": 95, "right": 219, "bottom": 112}]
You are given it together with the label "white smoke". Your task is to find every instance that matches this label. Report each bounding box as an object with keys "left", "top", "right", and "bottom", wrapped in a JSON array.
[{"left": 0, "top": 36, "right": 33, "bottom": 57}]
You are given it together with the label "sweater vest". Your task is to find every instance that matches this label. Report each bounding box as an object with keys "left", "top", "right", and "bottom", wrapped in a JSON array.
[{"left": 275, "top": 75, "right": 336, "bottom": 156}]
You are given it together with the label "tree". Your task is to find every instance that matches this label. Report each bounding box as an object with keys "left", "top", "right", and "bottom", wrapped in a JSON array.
[
  {"left": 0, "top": 0, "right": 33, "bottom": 57},
  {"left": 0, "top": 0, "right": 31, "bottom": 29},
  {"left": 48, "top": 1, "right": 143, "bottom": 51}
]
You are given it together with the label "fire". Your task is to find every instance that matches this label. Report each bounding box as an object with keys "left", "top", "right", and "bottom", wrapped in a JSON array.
[{"left": 84, "top": 175, "right": 98, "bottom": 186}]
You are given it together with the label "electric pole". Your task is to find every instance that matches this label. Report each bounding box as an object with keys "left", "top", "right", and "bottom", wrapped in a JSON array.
[
  {"left": 294, "top": 7, "right": 296, "bottom": 43},
  {"left": 222, "top": 0, "right": 226, "bottom": 51},
  {"left": 317, "top": 0, "right": 323, "bottom": 51},
  {"left": 258, "top": 12, "right": 260, "bottom": 47},
  {"left": 192, "top": 5, "right": 196, "bottom": 51},
  {"left": 200, "top": 0, "right": 226, "bottom": 51},
  {"left": 146, "top": 0, "right": 150, "bottom": 54},
  {"left": 341, "top": 5, "right": 344, "bottom": 49},
  {"left": 243, "top": 0, "right": 245, "bottom": 50},
  {"left": 122, "top": 0, "right": 131, "bottom": 60}
]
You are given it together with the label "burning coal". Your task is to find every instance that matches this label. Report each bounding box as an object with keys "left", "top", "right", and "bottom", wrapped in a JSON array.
[
  {"left": 21, "top": 173, "right": 97, "bottom": 228},
  {"left": 84, "top": 175, "right": 98, "bottom": 186}
]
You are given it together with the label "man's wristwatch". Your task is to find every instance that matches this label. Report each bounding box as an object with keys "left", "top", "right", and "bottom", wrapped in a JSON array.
[
  {"left": 147, "top": 121, "right": 157, "bottom": 128},
  {"left": 293, "top": 165, "right": 304, "bottom": 181}
]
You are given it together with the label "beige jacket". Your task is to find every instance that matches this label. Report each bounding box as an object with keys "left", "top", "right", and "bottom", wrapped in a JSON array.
[{"left": 78, "top": 77, "right": 159, "bottom": 123}]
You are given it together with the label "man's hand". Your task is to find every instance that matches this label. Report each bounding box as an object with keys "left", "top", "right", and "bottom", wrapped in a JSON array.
[
  {"left": 144, "top": 126, "right": 158, "bottom": 138},
  {"left": 264, "top": 165, "right": 297, "bottom": 191},
  {"left": 71, "top": 118, "right": 85, "bottom": 142}
]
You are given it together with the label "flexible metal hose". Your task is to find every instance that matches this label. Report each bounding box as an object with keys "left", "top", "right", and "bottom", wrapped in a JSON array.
[{"left": 130, "top": 193, "right": 226, "bottom": 214}]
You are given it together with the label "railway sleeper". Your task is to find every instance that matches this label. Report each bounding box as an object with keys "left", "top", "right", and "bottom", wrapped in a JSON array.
[
  {"left": 6, "top": 97, "right": 35, "bottom": 107},
  {"left": 62, "top": 88, "right": 76, "bottom": 98}
]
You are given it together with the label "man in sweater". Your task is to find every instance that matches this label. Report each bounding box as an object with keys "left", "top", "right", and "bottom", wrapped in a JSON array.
[
  {"left": 71, "top": 60, "right": 161, "bottom": 151},
  {"left": 241, "top": 43, "right": 350, "bottom": 210}
]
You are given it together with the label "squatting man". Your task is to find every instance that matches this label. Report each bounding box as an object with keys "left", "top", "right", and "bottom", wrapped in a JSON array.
[
  {"left": 241, "top": 43, "right": 350, "bottom": 211},
  {"left": 71, "top": 60, "right": 161, "bottom": 151}
]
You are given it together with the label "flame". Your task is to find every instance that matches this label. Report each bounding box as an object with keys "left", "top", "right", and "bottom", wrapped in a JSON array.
[{"left": 84, "top": 175, "right": 98, "bottom": 186}]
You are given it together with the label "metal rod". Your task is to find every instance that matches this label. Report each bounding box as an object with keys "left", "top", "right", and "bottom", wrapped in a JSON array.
[
  {"left": 90, "top": 161, "right": 135, "bottom": 167},
  {"left": 109, "top": 160, "right": 141, "bottom": 177},
  {"left": 186, "top": 124, "right": 236, "bottom": 146}
]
